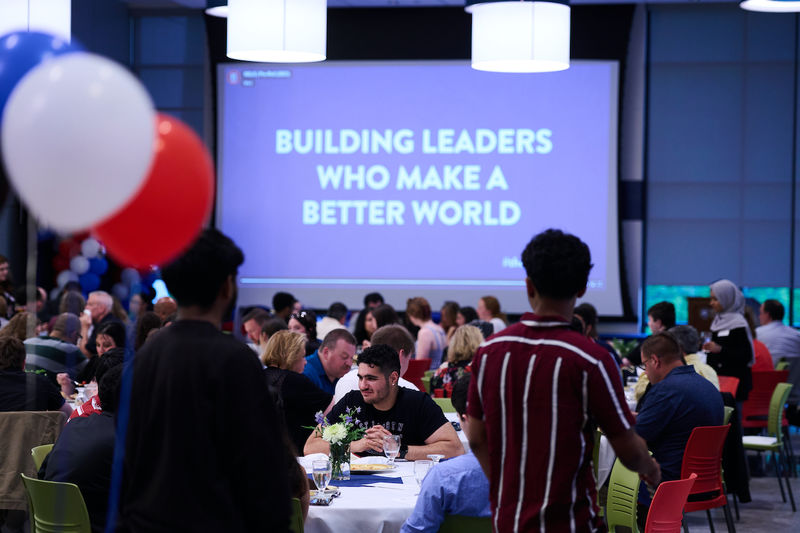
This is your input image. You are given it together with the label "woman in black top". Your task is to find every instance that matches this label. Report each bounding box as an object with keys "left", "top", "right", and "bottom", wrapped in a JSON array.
[
  {"left": 288, "top": 310, "right": 321, "bottom": 356},
  {"left": 703, "top": 279, "right": 754, "bottom": 402},
  {"left": 262, "top": 330, "right": 332, "bottom": 453}
]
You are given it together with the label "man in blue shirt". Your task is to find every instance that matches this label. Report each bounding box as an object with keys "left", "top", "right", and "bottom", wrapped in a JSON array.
[
  {"left": 303, "top": 329, "right": 357, "bottom": 395},
  {"left": 401, "top": 374, "right": 490, "bottom": 533},
  {"left": 635, "top": 332, "right": 724, "bottom": 482}
]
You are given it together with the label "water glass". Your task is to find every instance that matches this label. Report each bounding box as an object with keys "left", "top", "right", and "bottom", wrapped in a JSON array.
[
  {"left": 383, "top": 435, "right": 401, "bottom": 466},
  {"left": 312, "top": 459, "right": 332, "bottom": 493},
  {"left": 414, "top": 459, "right": 433, "bottom": 487}
]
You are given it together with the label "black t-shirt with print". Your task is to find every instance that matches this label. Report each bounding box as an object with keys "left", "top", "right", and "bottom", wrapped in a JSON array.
[{"left": 329, "top": 387, "right": 448, "bottom": 455}]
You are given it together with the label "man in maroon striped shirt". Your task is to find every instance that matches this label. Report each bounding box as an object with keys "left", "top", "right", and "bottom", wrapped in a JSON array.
[{"left": 466, "top": 229, "right": 660, "bottom": 532}]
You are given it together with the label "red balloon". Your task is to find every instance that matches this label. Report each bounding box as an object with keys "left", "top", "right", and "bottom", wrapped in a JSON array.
[{"left": 93, "top": 114, "right": 214, "bottom": 268}]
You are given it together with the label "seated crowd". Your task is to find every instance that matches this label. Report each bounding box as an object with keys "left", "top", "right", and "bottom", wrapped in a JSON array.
[{"left": 0, "top": 228, "right": 796, "bottom": 533}]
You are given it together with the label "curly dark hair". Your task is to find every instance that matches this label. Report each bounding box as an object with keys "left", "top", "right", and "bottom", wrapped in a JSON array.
[
  {"left": 358, "top": 344, "right": 401, "bottom": 378},
  {"left": 521, "top": 229, "right": 593, "bottom": 300}
]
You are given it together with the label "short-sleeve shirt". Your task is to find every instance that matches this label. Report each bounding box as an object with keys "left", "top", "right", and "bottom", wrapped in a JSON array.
[
  {"left": 330, "top": 388, "right": 448, "bottom": 455},
  {"left": 467, "top": 313, "right": 633, "bottom": 533},
  {"left": 24, "top": 336, "right": 87, "bottom": 387},
  {"left": 635, "top": 365, "right": 724, "bottom": 482},
  {"left": 0, "top": 370, "right": 65, "bottom": 412},
  {"left": 302, "top": 351, "right": 335, "bottom": 395}
]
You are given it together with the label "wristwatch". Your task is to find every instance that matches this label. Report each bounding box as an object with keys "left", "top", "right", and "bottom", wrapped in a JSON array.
[{"left": 397, "top": 445, "right": 408, "bottom": 460}]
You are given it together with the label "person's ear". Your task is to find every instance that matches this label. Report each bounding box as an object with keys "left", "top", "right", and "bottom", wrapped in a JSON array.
[{"left": 525, "top": 277, "right": 537, "bottom": 299}]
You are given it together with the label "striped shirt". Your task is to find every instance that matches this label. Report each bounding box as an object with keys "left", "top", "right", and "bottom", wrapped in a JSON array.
[
  {"left": 24, "top": 336, "right": 87, "bottom": 386},
  {"left": 467, "top": 313, "right": 634, "bottom": 533}
]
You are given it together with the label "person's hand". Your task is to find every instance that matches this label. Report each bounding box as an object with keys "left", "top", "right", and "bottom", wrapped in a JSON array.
[
  {"left": 362, "top": 340, "right": 371, "bottom": 350},
  {"left": 639, "top": 457, "right": 661, "bottom": 487},
  {"left": 703, "top": 341, "right": 721, "bottom": 353},
  {"left": 79, "top": 311, "right": 92, "bottom": 330},
  {"left": 350, "top": 435, "right": 384, "bottom": 454},
  {"left": 57, "top": 373, "right": 75, "bottom": 396}
]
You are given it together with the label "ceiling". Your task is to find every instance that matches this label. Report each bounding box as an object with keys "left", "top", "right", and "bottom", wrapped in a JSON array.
[{"left": 124, "top": 0, "right": 737, "bottom": 9}]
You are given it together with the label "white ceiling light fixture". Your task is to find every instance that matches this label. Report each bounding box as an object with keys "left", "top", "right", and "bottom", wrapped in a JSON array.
[
  {"left": 226, "top": 0, "right": 326, "bottom": 63},
  {"left": 0, "top": 0, "right": 71, "bottom": 42},
  {"left": 740, "top": 0, "right": 800, "bottom": 12},
  {"left": 465, "top": 0, "right": 570, "bottom": 73}
]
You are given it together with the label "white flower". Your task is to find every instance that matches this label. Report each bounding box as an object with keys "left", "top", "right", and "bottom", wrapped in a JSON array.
[{"left": 322, "top": 423, "right": 347, "bottom": 444}]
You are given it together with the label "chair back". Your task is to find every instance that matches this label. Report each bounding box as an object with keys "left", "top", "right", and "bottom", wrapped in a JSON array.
[
  {"left": 433, "top": 397, "right": 456, "bottom": 413},
  {"left": 606, "top": 458, "right": 640, "bottom": 533},
  {"left": 644, "top": 473, "right": 697, "bottom": 533},
  {"left": 31, "top": 444, "right": 54, "bottom": 471},
  {"left": 722, "top": 406, "right": 734, "bottom": 425},
  {"left": 767, "top": 383, "right": 793, "bottom": 444},
  {"left": 717, "top": 376, "right": 739, "bottom": 397},
  {"left": 437, "top": 514, "right": 492, "bottom": 533},
  {"left": 289, "top": 497, "right": 304, "bottom": 533},
  {"left": 20, "top": 473, "right": 91, "bottom": 533},
  {"left": 680, "top": 425, "right": 730, "bottom": 497},
  {"left": 742, "top": 370, "right": 789, "bottom": 422},
  {"left": 404, "top": 359, "right": 431, "bottom": 391},
  {"left": 776, "top": 360, "right": 790, "bottom": 371}
]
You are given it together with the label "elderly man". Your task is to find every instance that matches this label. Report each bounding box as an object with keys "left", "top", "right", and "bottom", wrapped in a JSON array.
[
  {"left": 302, "top": 329, "right": 357, "bottom": 395},
  {"left": 25, "top": 312, "right": 86, "bottom": 387},
  {"left": 79, "top": 291, "right": 123, "bottom": 357},
  {"left": 305, "top": 344, "right": 463, "bottom": 460}
]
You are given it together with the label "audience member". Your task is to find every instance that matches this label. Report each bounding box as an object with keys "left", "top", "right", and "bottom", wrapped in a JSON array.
[
  {"left": 302, "top": 329, "right": 357, "bottom": 395},
  {"left": 118, "top": 228, "right": 290, "bottom": 532},
  {"left": 476, "top": 296, "right": 507, "bottom": 335},
  {"left": 0, "top": 254, "right": 15, "bottom": 318},
  {"left": 306, "top": 344, "right": 463, "bottom": 460},
  {"left": 401, "top": 374, "right": 490, "bottom": 533},
  {"left": 574, "top": 302, "right": 622, "bottom": 366},
  {"left": 357, "top": 307, "right": 378, "bottom": 348},
  {"left": 352, "top": 292, "right": 384, "bottom": 344},
  {"left": 289, "top": 309, "right": 321, "bottom": 356},
  {"left": 703, "top": 279, "right": 754, "bottom": 402},
  {"left": 334, "top": 324, "right": 419, "bottom": 403},
  {"left": 111, "top": 296, "right": 129, "bottom": 324},
  {"left": 467, "top": 319, "right": 493, "bottom": 340},
  {"left": 439, "top": 301, "right": 460, "bottom": 343},
  {"left": 406, "top": 297, "right": 447, "bottom": 370},
  {"left": 59, "top": 290, "right": 86, "bottom": 316},
  {"left": 68, "top": 348, "right": 124, "bottom": 421},
  {"left": 466, "top": 229, "right": 659, "bottom": 531},
  {"left": 430, "top": 324, "right": 483, "bottom": 395},
  {"left": 744, "top": 307, "right": 773, "bottom": 371},
  {"left": 627, "top": 301, "right": 677, "bottom": 366},
  {"left": 134, "top": 311, "right": 162, "bottom": 351},
  {"left": 153, "top": 296, "right": 177, "bottom": 323},
  {"left": 0, "top": 336, "right": 71, "bottom": 415},
  {"left": 272, "top": 291, "right": 298, "bottom": 322},
  {"left": 79, "top": 290, "right": 123, "bottom": 358},
  {"left": 636, "top": 333, "right": 723, "bottom": 482},
  {"left": 262, "top": 330, "right": 333, "bottom": 452},
  {"left": 75, "top": 321, "right": 126, "bottom": 385},
  {"left": 24, "top": 312, "right": 86, "bottom": 387},
  {"left": 43, "top": 364, "right": 123, "bottom": 533},
  {"left": 0, "top": 311, "right": 37, "bottom": 341},
  {"left": 242, "top": 307, "right": 271, "bottom": 347},
  {"left": 261, "top": 317, "right": 288, "bottom": 345},
  {"left": 456, "top": 305, "right": 478, "bottom": 326},
  {"left": 757, "top": 299, "right": 800, "bottom": 405},
  {"left": 317, "top": 302, "right": 348, "bottom": 341}
]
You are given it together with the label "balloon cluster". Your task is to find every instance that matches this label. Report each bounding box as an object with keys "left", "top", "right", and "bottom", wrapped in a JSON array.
[
  {"left": 0, "top": 31, "right": 214, "bottom": 268},
  {"left": 53, "top": 236, "right": 108, "bottom": 294}
]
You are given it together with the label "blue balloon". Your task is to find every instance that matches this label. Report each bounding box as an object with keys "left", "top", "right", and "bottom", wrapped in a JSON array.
[
  {"left": 78, "top": 272, "right": 100, "bottom": 292},
  {"left": 88, "top": 257, "right": 108, "bottom": 276},
  {"left": 0, "top": 31, "right": 83, "bottom": 119}
]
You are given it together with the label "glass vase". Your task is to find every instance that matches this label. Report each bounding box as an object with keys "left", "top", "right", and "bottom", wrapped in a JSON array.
[{"left": 330, "top": 441, "right": 351, "bottom": 480}]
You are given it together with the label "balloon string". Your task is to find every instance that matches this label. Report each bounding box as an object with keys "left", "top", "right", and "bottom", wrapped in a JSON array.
[{"left": 26, "top": 211, "right": 37, "bottom": 338}]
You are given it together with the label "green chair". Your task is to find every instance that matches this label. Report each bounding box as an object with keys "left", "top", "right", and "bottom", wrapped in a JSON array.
[
  {"left": 20, "top": 473, "right": 91, "bottom": 533},
  {"left": 289, "top": 497, "right": 304, "bottom": 533},
  {"left": 433, "top": 397, "right": 456, "bottom": 413},
  {"left": 742, "top": 382, "right": 796, "bottom": 512},
  {"left": 438, "top": 514, "right": 491, "bottom": 532},
  {"left": 421, "top": 376, "right": 432, "bottom": 394},
  {"left": 776, "top": 360, "right": 790, "bottom": 371},
  {"left": 606, "top": 458, "right": 640, "bottom": 533},
  {"left": 31, "top": 444, "right": 54, "bottom": 471},
  {"left": 723, "top": 406, "right": 735, "bottom": 425}
]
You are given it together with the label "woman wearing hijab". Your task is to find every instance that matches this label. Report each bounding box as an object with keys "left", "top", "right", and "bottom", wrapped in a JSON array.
[{"left": 702, "top": 279, "right": 754, "bottom": 402}]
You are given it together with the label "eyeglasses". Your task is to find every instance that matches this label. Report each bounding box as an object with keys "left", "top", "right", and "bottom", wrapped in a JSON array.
[{"left": 637, "top": 357, "right": 655, "bottom": 372}]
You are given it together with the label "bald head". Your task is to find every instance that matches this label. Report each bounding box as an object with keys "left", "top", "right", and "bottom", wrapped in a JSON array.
[{"left": 154, "top": 297, "right": 177, "bottom": 322}]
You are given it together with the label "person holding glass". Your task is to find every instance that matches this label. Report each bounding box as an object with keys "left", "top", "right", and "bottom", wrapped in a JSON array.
[{"left": 703, "top": 279, "right": 754, "bottom": 402}]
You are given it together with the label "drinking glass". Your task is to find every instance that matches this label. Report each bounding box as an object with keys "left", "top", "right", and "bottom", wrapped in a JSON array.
[
  {"left": 312, "top": 459, "right": 332, "bottom": 494},
  {"left": 414, "top": 459, "right": 433, "bottom": 488},
  {"left": 427, "top": 454, "right": 444, "bottom": 464},
  {"left": 383, "top": 435, "right": 401, "bottom": 467}
]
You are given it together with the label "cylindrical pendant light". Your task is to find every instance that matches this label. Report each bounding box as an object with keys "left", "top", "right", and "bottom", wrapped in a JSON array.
[
  {"left": 227, "top": 0, "right": 326, "bottom": 63},
  {"left": 465, "top": 0, "right": 570, "bottom": 73},
  {"left": 740, "top": 0, "right": 800, "bottom": 12},
  {"left": 0, "top": 0, "right": 71, "bottom": 42}
]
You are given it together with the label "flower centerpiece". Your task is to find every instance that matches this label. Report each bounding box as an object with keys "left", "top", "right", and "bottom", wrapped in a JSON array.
[{"left": 313, "top": 407, "right": 365, "bottom": 480}]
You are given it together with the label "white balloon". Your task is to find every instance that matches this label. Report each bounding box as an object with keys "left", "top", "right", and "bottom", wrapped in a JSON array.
[
  {"left": 50, "top": 287, "right": 61, "bottom": 301},
  {"left": 56, "top": 269, "right": 79, "bottom": 288},
  {"left": 70, "top": 255, "right": 90, "bottom": 275},
  {"left": 121, "top": 267, "right": 140, "bottom": 287},
  {"left": 81, "top": 237, "right": 101, "bottom": 258},
  {"left": 111, "top": 282, "right": 129, "bottom": 301},
  {"left": 1, "top": 52, "right": 156, "bottom": 233}
]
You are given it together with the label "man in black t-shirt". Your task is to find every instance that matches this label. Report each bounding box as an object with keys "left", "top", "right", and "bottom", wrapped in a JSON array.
[
  {"left": 304, "top": 344, "right": 463, "bottom": 460},
  {"left": 0, "top": 336, "right": 70, "bottom": 415}
]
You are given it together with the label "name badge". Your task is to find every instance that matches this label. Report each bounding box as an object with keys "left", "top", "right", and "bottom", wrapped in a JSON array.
[{"left": 718, "top": 329, "right": 730, "bottom": 337}]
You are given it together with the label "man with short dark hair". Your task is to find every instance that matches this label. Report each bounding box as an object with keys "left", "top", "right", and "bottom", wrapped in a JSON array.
[
  {"left": 118, "top": 229, "right": 290, "bottom": 533},
  {"left": 25, "top": 312, "right": 86, "bottom": 387},
  {"left": 317, "top": 302, "right": 348, "bottom": 341},
  {"left": 333, "top": 324, "right": 419, "bottom": 403},
  {"left": 467, "top": 229, "right": 659, "bottom": 532},
  {"left": 272, "top": 292, "right": 297, "bottom": 322},
  {"left": 648, "top": 301, "right": 676, "bottom": 334},
  {"left": 0, "top": 337, "right": 71, "bottom": 416},
  {"left": 401, "top": 374, "right": 490, "bottom": 533},
  {"left": 303, "top": 329, "right": 357, "bottom": 395},
  {"left": 635, "top": 332, "right": 723, "bottom": 482},
  {"left": 241, "top": 308, "right": 271, "bottom": 347},
  {"left": 305, "top": 344, "right": 463, "bottom": 460},
  {"left": 757, "top": 299, "right": 800, "bottom": 403}
]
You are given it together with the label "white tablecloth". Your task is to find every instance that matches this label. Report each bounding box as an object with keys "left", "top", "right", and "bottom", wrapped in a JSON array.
[{"left": 301, "top": 455, "right": 419, "bottom": 533}]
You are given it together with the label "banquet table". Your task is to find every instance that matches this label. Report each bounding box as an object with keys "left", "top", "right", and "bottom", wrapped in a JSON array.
[{"left": 300, "top": 455, "right": 420, "bottom": 533}]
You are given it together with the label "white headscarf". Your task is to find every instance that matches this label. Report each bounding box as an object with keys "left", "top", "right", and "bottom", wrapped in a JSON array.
[{"left": 709, "top": 279, "right": 754, "bottom": 365}]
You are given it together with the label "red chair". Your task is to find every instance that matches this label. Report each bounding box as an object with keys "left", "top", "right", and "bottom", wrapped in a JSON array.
[
  {"left": 645, "top": 473, "right": 697, "bottom": 533},
  {"left": 404, "top": 359, "right": 431, "bottom": 391},
  {"left": 741, "top": 370, "right": 789, "bottom": 429},
  {"left": 717, "top": 377, "right": 740, "bottom": 398},
  {"left": 681, "top": 425, "right": 735, "bottom": 533}
]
